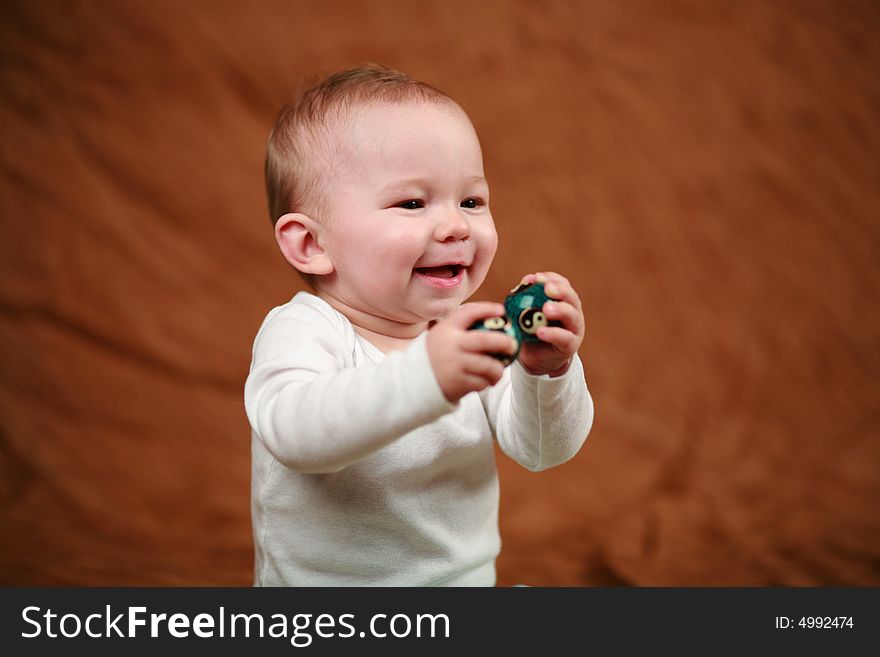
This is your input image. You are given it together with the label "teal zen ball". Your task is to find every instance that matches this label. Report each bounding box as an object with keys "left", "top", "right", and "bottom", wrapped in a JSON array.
[
  {"left": 504, "top": 282, "right": 562, "bottom": 343},
  {"left": 468, "top": 315, "right": 520, "bottom": 366}
]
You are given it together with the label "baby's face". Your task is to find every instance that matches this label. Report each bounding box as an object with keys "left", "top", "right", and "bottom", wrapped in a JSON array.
[{"left": 315, "top": 101, "right": 497, "bottom": 329}]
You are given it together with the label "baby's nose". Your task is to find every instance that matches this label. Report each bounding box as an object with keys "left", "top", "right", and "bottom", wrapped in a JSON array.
[{"left": 435, "top": 210, "right": 470, "bottom": 242}]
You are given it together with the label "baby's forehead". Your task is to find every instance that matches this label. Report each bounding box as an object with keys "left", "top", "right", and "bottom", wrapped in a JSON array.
[
  {"left": 329, "top": 99, "right": 470, "bottom": 155},
  {"left": 305, "top": 98, "right": 479, "bottom": 196},
  {"left": 325, "top": 97, "right": 465, "bottom": 141}
]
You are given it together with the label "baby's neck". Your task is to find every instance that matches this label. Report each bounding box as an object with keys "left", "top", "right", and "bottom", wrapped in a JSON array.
[
  {"left": 316, "top": 290, "right": 429, "bottom": 353},
  {"left": 352, "top": 325, "right": 419, "bottom": 354}
]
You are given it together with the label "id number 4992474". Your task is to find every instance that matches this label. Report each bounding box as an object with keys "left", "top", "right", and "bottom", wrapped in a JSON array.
[{"left": 775, "top": 616, "right": 853, "bottom": 629}]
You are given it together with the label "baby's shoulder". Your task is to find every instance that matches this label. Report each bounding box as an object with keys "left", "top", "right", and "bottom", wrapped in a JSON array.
[
  {"left": 266, "top": 292, "right": 340, "bottom": 328},
  {"left": 252, "top": 292, "right": 357, "bottom": 361}
]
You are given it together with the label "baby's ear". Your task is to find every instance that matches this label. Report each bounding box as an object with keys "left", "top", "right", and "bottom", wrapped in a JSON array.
[{"left": 274, "top": 213, "right": 334, "bottom": 276}]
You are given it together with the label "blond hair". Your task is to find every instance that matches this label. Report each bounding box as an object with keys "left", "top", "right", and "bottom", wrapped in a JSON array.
[{"left": 265, "top": 64, "right": 456, "bottom": 226}]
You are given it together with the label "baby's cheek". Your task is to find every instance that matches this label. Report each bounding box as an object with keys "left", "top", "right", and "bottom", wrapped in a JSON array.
[
  {"left": 472, "top": 223, "right": 498, "bottom": 267},
  {"left": 383, "top": 231, "right": 424, "bottom": 262},
  {"left": 478, "top": 218, "right": 498, "bottom": 251}
]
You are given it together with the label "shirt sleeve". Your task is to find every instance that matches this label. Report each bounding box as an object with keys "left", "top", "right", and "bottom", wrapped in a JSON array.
[
  {"left": 244, "top": 311, "right": 455, "bottom": 473},
  {"left": 479, "top": 354, "right": 594, "bottom": 472}
]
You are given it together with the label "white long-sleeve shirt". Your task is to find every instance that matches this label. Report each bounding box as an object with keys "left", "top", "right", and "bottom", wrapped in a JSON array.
[{"left": 244, "top": 292, "right": 593, "bottom": 586}]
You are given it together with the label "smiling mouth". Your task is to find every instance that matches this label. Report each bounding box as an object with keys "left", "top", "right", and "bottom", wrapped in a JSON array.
[{"left": 414, "top": 264, "right": 464, "bottom": 279}]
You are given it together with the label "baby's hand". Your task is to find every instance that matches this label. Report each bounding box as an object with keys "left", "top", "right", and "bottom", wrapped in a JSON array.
[
  {"left": 426, "top": 302, "right": 519, "bottom": 403},
  {"left": 516, "top": 272, "right": 585, "bottom": 377}
]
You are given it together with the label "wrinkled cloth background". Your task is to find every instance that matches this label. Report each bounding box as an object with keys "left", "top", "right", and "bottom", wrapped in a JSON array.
[{"left": 1, "top": 0, "right": 878, "bottom": 586}]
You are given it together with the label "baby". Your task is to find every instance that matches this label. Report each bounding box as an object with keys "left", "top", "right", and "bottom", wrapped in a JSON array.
[{"left": 245, "top": 65, "right": 594, "bottom": 586}]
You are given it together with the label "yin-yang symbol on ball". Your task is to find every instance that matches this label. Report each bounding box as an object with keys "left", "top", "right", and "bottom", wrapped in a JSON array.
[
  {"left": 518, "top": 307, "right": 548, "bottom": 335},
  {"left": 482, "top": 316, "right": 507, "bottom": 330}
]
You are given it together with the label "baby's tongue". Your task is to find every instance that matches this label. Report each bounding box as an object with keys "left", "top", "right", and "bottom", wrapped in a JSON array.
[{"left": 417, "top": 265, "right": 454, "bottom": 278}]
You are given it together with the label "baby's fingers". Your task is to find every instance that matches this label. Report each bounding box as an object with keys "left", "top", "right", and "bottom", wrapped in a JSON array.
[
  {"left": 462, "top": 329, "right": 519, "bottom": 357},
  {"left": 535, "top": 325, "right": 581, "bottom": 355},
  {"left": 535, "top": 272, "right": 581, "bottom": 312},
  {"left": 463, "top": 353, "right": 506, "bottom": 385},
  {"left": 543, "top": 300, "right": 583, "bottom": 337}
]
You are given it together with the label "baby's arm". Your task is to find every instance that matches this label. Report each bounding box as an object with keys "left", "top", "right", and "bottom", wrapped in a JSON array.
[
  {"left": 485, "top": 357, "right": 593, "bottom": 471},
  {"left": 482, "top": 272, "right": 593, "bottom": 470},
  {"left": 245, "top": 302, "right": 516, "bottom": 474},
  {"left": 245, "top": 312, "right": 452, "bottom": 473}
]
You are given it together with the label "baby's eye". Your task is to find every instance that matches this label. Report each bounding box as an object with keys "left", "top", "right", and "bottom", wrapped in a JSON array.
[
  {"left": 460, "top": 198, "right": 485, "bottom": 209},
  {"left": 397, "top": 199, "right": 424, "bottom": 210}
]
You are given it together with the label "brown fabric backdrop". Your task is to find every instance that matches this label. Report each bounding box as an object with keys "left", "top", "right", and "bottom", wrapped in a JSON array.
[{"left": 1, "top": 0, "right": 878, "bottom": 586}]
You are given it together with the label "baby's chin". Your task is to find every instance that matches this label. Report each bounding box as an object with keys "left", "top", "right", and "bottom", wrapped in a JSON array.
[
  {"left": 414, "top": 294, "right": 471, "bottom": 322},
  {"left": 403, "top": 277, "right": 480, "bottom": 321}
]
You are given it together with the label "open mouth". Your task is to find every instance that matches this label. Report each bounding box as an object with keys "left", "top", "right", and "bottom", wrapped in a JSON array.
[{"left": 414, "top": 264, "right": 464, "bottom": 279}]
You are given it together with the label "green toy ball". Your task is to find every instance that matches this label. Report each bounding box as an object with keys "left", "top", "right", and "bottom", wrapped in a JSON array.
[
  {"left": 468, "top": 281, "right": 561, "bottom": 365},
  {"left": 504, "top": 281, "right": 562, "bottom": 343},
  {"left": 468, "top": 314, "right": 520, "bottom": 366}
]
